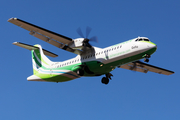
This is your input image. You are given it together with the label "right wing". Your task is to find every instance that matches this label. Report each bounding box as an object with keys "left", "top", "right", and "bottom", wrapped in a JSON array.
[
  {"left": 118, "top": 61, "right": 174, "bottom": 75},
  {"left": 8, "top": 18, "right": 82, "bottom": 55}
]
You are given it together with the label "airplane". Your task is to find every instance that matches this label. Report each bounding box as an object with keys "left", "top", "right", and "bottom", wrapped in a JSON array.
[{"left": 8, "top": 18, "right": 174, "bottom": 84}]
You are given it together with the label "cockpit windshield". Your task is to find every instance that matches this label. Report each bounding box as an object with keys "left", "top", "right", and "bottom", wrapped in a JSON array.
[{"left": 135, "top": 38, "right": 150, "bottom": 42}]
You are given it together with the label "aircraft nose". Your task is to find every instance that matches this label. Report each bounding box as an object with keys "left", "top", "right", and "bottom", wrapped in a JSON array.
[
  {"left": 147, "top": 42, "right": 157, "bottom": 53},
  {"left": 148, "top": 42, "right": 157, "bottom": 49}
]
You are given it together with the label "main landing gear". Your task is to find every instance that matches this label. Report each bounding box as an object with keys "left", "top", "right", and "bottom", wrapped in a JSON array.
[
  {"left": 101, "top": 73, "right": 113, "bottom": 85},
  {"left": 143, "top": 54, "right": 151, "bottom": 63},
  {"left": 77, "top": 68, "right": 113, "bottom": 85},
  {"left": 77, "top": 69, "right": 84, "bottom": 76}
]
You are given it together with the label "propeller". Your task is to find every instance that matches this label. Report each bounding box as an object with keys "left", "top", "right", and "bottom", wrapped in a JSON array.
[{"left": 77, "top": 27, "right": 98, "bottom": 48}]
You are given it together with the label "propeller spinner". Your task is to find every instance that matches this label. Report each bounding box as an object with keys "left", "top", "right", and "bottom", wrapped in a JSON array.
[{"left": 77, "top": 27, "right": 98, "bottom": 48}]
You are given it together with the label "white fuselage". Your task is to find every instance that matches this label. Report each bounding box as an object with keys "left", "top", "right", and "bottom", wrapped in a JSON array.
[{"left": 50, "top": 37, "right": 157, "bottom": 69}]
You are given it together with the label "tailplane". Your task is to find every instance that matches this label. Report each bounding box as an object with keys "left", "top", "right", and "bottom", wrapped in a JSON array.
[{"left": 13, "top": 42, "right": 58, "bottom": 57}]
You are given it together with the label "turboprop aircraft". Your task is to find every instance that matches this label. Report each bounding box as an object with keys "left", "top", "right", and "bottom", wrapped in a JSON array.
[{"left": 8, "top": 18, "right": 174, "bottom": 84}]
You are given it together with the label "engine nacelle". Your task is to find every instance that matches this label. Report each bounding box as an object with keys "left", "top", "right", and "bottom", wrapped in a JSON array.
[{"left": 68, "top": 38, "right": 84, "bottom": 49}]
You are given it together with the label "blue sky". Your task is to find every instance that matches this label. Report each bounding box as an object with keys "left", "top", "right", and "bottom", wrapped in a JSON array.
[{"left": 1, "top": 0, "right": 179, "bottom": 119}]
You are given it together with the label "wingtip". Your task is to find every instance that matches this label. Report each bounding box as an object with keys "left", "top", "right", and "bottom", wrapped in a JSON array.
[
  {"left": 12, "top": 42, "right": 18, "bottom": 45},
  {"left": 8, "top": 17, "right": 17, "bottom": 22}
]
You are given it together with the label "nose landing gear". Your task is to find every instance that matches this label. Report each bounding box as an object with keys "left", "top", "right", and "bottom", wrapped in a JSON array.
[
  {"left": 144, "top": 58, "right": 149, "bottom": 62},
  {"left": 143, "top": 54, "right": 151, "bottom": 63},
  {"left": 101, "top": 73, "right": 113, "bottom": 85}
]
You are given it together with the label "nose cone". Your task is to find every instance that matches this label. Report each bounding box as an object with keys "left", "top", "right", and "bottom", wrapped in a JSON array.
[
  {"left": 147, "top": 42, "right": 157, "bottom": 54},
  {"left": 150, "top": 42, "right": 157, "bottom": 48}
]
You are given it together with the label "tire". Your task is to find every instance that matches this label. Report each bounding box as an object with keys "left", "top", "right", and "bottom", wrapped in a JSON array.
[
  {"left": 144, "top": 58, "right": 149, "bottom": 63},
  {"left": 101, "top": 77, "right": 109, "bottom": 84}
]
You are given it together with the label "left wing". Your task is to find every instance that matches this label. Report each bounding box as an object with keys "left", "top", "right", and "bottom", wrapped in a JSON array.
[
  {"left": 8, "top": 18, "right": 82, "bottom": 55},
  {"left": 118, "top": 61, "right": 174, "bottom": 75}
]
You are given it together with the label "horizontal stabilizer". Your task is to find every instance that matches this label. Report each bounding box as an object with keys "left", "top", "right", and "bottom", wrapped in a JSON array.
[{"left": 13, "top": 42, "right": 58, "bottom": 57}]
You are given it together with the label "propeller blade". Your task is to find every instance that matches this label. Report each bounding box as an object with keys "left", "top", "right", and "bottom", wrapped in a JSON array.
[
  {"left": 77, "top": 27, "right": 97, "bottom": 48},
  {"left": 89, "top": 36, "right": 98, "bottom": 43},
  {"left": 77, "top": 27, "right": 84, "bottom": 38},
  {"left": 86, "top": 26, "right": 92, "bottom": 38}
]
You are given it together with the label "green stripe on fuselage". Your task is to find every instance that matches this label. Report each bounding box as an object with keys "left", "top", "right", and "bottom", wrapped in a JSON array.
[
  {"left": 32, "top": 44, "right": 157, "bottom": 82},
  {"left": 140, "top": 41, "right": 156, "bottom": 46},
  {"left": 102, "top": 47, "right": 157, "bottom": 72},
  {"left": 83, "top": 47, "right": 157, "bottom": 76}
]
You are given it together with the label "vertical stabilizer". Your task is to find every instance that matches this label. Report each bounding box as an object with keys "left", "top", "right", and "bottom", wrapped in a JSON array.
[
  {"left": 32, "top": 44, "right": 52, "bottom": 75},
  {"left": 13, "top": 42, "right": 58, "bottom": 82}
]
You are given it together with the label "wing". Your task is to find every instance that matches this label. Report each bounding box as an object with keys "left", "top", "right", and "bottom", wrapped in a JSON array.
[
  {"left": 13, "top": 42, "right": 58, "bottom": 58},
  {"left": 8, "top": 18, "right": 82, "bottom": 55},
  {"left": 118, "top": 61, "right": 174, "bottom": 75}
]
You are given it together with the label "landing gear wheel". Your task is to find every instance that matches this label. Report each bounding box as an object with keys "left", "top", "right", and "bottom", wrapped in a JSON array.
[
  {"left": 144, "top": 58, "right": 149, "bottom": 63},
  {"left": 77, "top": 69, "right": 84, "bottom": 76},
  {"left": 101, "top": 77, "right": 109, "bottom": 85}
]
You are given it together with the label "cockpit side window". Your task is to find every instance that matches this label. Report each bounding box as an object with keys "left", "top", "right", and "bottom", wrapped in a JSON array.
[
  {"left": 135, "top": 38, "right": 150, "bottom": 42},
  {"left": 139, "top": 38, "right": 143, "bottom": 41},
  {"left": 144, "top": 39, "right": 150, "bottom": 41}
]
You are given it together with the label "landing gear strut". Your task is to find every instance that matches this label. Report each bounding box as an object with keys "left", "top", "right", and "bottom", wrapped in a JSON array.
[{"left": 101, "top": 73, "right": 113, "bottom": 85}]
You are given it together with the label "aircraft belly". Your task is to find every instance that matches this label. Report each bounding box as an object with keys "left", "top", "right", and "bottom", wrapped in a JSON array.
[
  {"left": 29, "top": 70, "right": 79, "bottom": 82},
  {"left": 47, "top": 71, "right": 79, "bottom": 82}
]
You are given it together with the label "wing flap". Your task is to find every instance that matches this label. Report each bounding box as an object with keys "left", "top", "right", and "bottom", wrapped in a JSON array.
[
  {"left": 119, "top": 61, "right": 174, "bottom": 75},
  {"left": 29, "top": 32, "right": 65, "bottom": 48},
  {"left": 31, "top": 32, "right": 49, "bottom": 42},
  {"left": 13, "top": 42, "right": 58, "bottom": 58}
]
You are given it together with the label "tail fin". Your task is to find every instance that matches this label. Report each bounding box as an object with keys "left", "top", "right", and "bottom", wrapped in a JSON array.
[
  {"left": 13, "top": 42, "right": 58, "bottom": 75},
  {"left": 32, "top": 44, "right": 53, "bottom": 75}
]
